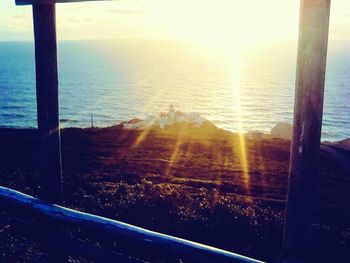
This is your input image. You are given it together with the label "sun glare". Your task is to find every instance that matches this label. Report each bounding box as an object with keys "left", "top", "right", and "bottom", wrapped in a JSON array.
[
  {"left": 148, "top": 0, "right": 299, "bottom": 54},
  {"left": 228, "top": 55, "right": 251, "bottom": 197},
  {"left": 54, "top": 0, "right": 300, "bottom": 58}
]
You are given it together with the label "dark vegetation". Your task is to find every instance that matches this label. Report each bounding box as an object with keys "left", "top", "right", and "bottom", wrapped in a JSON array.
[{"left": 0, "top": 123, "right": 350, "bottom": 262}]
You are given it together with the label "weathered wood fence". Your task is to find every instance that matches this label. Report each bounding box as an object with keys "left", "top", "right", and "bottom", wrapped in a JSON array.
[
  {"left": 0, "top": 186, "right": 263, "bottom": 263},
  {"left": 5, "top": 0, "right": 332, "bottom": 262}
]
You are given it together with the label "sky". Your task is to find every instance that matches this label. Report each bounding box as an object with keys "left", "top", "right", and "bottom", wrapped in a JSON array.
[{"left": 1, "top": 0, "right": 350, "bottom": 49}]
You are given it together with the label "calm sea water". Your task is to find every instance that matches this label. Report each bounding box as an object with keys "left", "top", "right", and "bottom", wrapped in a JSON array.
[{"left": 0, "top": 40, "right": 349, "bottom": 141}]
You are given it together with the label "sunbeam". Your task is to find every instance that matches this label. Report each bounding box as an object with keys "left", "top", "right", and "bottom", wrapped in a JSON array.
[{"left": 230, "top": 55, "right": 251, "bottom": 199}]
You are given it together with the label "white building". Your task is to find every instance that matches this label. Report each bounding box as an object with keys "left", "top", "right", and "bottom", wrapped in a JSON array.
[
  {"left": 123, "top": 118, "right": 143, "bottom": 129},
  {"left": 158, "top": 105, "right": 204, "bottom": 129},
  {"left": 159, "top": 112, "right": 167, "bottom": 129},
  {"left": 122, "top": 106, "right": 204, "bottom": 130},
  {"left": 187, "top": 112, "right": 203, "bottom": 127},
  {"left": 175, "top": 111, "right": 186, "bottom": 122},
  {"left": 169, "top": 104, "right": 175, "bottom": 120}
]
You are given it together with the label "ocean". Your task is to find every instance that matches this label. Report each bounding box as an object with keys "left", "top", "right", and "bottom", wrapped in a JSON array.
[{"left": 0, "top": 39, "right": 349, "bottom": 141}]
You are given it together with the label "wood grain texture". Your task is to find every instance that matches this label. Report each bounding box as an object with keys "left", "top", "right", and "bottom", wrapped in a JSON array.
[
  {"left": 16, "top": 0, "right": 113, "bottom": 5},
  {"left": 283, "top": 0, "right": 331, "bottom": 260},
  {"left": 0, "top": 186, "right": 264, "bottom": 263}
]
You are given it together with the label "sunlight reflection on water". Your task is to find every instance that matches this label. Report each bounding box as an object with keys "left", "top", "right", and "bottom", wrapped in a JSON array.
[{"left": 0, "top": 40, "right": 349, "bottom": 141}]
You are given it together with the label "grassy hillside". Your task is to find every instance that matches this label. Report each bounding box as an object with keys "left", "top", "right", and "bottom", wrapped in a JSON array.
[{"left": 0, "top": 123, "right": 349, "bottom": 262}]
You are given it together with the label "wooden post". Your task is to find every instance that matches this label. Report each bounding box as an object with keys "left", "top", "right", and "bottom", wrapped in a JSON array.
[
  {"left": 283, "top": 0, "right": 331, "bottom": 261},
  {"left": 32, "top": 5, "right": 66, "bottom": 261},
  {"left": 32, "top": 3, "right": 62, "bottom": 203}
]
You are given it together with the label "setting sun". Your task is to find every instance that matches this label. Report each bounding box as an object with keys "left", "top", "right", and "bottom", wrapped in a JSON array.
[
  {"left": 1, "top": 0, "right": 350, "bottom": 262},
  {"left": 148, "top": 0, "right": 299, "bottom": 51}
]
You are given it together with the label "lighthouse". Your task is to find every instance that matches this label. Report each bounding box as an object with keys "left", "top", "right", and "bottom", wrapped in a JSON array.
[{"left": 169, "top": 104, "right": 175, "bottom": 121}]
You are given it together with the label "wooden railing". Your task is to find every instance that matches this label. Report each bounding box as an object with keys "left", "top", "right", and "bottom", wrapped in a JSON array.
[
  {"left": 0, "top": 186, "right": 264, "bottom": 263},
  {"left": 12, "top": 0, "right": 332, "bottom": 261}
]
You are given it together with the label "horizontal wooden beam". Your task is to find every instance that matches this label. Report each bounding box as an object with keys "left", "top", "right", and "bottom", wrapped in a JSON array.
[
  {"left": 16, "top": 0, "right": 113, "bottom": 6},
  {"left": 0, "top": 186, "right": 264, "bottom": 263},
  {"left": 7, "top": 219, "right": 137, "bottom": 262}
]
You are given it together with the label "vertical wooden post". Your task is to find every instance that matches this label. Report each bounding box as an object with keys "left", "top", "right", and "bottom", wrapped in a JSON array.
[
  {"left": 283, "top": 0, "right": 331, "bottom": 261},
  {"left": 32, "top": 5, "right": 66, "bottom": 261},
  {"left": 32, "top": 3, "right": 62, "bottom": 203}
]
